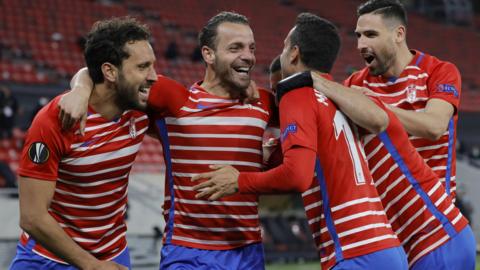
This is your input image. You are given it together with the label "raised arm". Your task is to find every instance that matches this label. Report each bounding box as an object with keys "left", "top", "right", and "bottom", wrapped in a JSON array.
[{"left": 58, "top": 67, "right": 93, "bottom": 134}]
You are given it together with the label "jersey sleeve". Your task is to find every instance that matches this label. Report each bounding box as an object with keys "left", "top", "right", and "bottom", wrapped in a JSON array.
[
  {"left": 147, "top": 75, "right": 189, "bottom": 115},
  {"left": 279, "top": 88, "right": 317, "bottom": 153},
  {"left": 427, "top": 62, "right": 461, "bottom": 113},
  {"left": 18, "top": 100, "right": 69, "bottom": 181}
]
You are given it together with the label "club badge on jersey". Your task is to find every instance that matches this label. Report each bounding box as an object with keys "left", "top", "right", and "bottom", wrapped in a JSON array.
[
  {"left": 129, "top": 118, "right": 137, "bottom": 139},
  {"left": 406, "top": 84, "right": 417, "bottom": 103}
]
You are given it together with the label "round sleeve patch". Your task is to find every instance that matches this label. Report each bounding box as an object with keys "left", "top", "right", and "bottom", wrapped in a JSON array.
[{"left": 28, "top": 142, "right": 50, "bottom": 164}]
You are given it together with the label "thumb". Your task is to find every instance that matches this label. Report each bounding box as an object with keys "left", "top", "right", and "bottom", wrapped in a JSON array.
[{"left": 80, "top": 113, "right": 87, "bottom": 136}]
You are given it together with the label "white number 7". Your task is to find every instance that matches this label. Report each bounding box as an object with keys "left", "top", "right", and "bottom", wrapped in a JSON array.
[{"left": 333, "top": 111, "right": 367, "bottom": 185}]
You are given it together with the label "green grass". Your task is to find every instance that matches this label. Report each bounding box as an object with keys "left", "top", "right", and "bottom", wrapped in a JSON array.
[{"left": 267, "top": 255, "right": 480, "bottom": 270}]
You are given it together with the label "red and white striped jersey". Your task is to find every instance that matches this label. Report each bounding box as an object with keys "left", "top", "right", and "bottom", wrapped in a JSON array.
[
  {"left": 148, "top": 80, "right": 273, "bottom": 250},
  {"left": 18, "top": 95, "right": 148, "bottom": 263},
  {"left": 361, "top": 99, "right": 468, "bottom": 266},
  {"left": 345, "top": 50, "right": 461, "bottom": 201},
  {"left": 279, "top": 82, "right": 400, "bottom": 270}
]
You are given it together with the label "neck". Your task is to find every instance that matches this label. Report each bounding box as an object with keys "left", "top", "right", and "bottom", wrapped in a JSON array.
[
  {"left": 89, "top": 83, "right": 122, "bottom": 120},
  {"left": 384, "top": 44, "right": 414, "bottom": 78},
  {"left": 200, "top": 66, "right": 231, "bottom": 98}
]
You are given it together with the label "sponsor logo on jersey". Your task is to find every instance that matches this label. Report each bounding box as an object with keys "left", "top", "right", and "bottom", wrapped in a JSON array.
[
  {"left": 436, "top": 84, "right": 459, "bottom": 98},
  {"left": 129, "top": 118, "right": 137, "bottom": 139},
  {"left": 28, "top": 142, "right": 50, "bottom": 164}
]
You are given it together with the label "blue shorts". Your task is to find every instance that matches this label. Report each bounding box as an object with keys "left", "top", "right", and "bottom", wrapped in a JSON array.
[
  {"left": 411, "top": 225, "right": 476, "bottom": 270},
  {"left": 333, "top": 246, "right": 408, "bottom": 270},
  {"left": 159, "top": 243, "right": 265, "bottom": 270},
  {"left": 9, "top": 237, "right": 131, "bottom": 270}
]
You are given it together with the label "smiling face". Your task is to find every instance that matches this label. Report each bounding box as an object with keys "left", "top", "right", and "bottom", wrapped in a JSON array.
[
  {"left": 115, "top": 40, "right": 157, "bottom": 111},
  {"left": 209, "top": 22, "right": 256, "bottom": 97},
  {"left": 355, "top": 13, "right": 398, "bottom": 76}
]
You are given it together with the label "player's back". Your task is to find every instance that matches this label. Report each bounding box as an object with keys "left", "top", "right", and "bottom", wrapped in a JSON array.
[
  {"left": 361, "top": 99, "right": 468, "bottom": 266},
  {"left": 279, "top": 86, "right": 399, "bottom": 269}
]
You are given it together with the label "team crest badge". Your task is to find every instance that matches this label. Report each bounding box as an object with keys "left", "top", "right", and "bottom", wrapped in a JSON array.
[
  {"left": 406, "top": 84, "right": 417, "bottom": 103},
  {"left": 129, "top": 118, "right": 137, "bottom": 139}
]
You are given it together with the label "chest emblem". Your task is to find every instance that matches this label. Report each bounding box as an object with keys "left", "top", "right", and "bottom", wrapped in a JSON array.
[
  {"left": 406, "top": 84, "right": 417, "bottom": 103},
  {"left": 129, "top": 118, "right": 137, "bottom": 139}
]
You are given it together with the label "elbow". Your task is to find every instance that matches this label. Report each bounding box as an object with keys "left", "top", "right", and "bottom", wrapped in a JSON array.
[
  {"left": 19, "top": 214, "right": 37, "bottom": 234},
  {"left": 367, "top": 111, "right": 389, "bottom": 134},
  {"left": 424, "top": 127, "right": 446, "bottom": 141}
]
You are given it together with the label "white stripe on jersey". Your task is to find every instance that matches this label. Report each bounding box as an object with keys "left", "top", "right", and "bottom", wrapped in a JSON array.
[
  {"left": 91, "top": 231, "right": 127, "bottom": 254},
  {"left": 58, "top": 163, "right": 134, "bottom": 177},
  {"left": 380, "top": 174, "right": 407, "bottom": 202},
  {"left": 302, "top": 186, "right": 320, "bottom": 196},
  {"left": 73, "top": 224, "right": 126, "bottom": 243},
  {"left": 337, "top": 223, "right": 392, "bottom": 238},
  {"left": 172, "top": 159, "right": 262, "bottom": 168},
  {"left": 57, "top": 174, "right": 128, "bottom": 187},
  {"left": 175, "top": 198, "right": 258, "bottom": 207},
  {"left": 73, "top": 127, "right": 147, "bottom": 151},
  {"left": 367, "top": 142, "right": 384, "bottom": 160},
  {"left": 304, "top": 201, "right": 323, "bottom": 211},
  {"left": 370, "top": 153, "right": 392, "bottom": 174},
  {"left": 59, "top": 222, "right": 116, "bottom": 233},
  {"left": 341, "top": 234, "right": 398, "bottom": 251},
  {"left": 174, "top": 224, "right": 260, "bottom": 232},
  {"left": 168, "top": 132, "right": 262, "bottom": 141},
  {"left": 331, "top": 197, "right": 382, "bottom": 212},
  {"left": 415, "top": 142, "right": 449, "bottom": 152},
  {"left": 51, "top": 190, "right": 127, "bottom": 209},
  {"left": 374, "top": 164, "right": 399, "bottom": 188},
  {"left": 61, "top": 143, "right": 142, "bottom": 165},
  {"left": 165, "top": 116, "right": 267, "bottom": 129},
  {"left": 188, "top": 96, "right": 238, "bottom": 103},
  {"left": 334, "top": 210, "right": 388, "bottom": 225},
  {"left": 391, "top": 97, "right": 429, "bottom": 107},
  {"left": 55, "top": 184, "right": 126, "bottom": 198},
  {"left": 409, "top": 235, "right": 449, "bottom": 267},
  {"left": 170, "top": 145, "right": 262, "bottom": 154},
  {"left": 51, "top": 205, "right": 126, "bottom": 220},
  {"left": 174, "top": 210, "right": 258, "bottom": 219},
  {"left": 172, "top": 173, "right": 196, "bottom": 178},
  {"left": 364, "top": 85, "right": 427, "bottom": 98},
  {"left": 172, "top": 235, "right": 257, "bottom": 246},
  {"left": 180, "top": 104, "right": 269, "bottom": 115},
  {"left": 361, "top": 73, "right": 429, "bottom": 87}
]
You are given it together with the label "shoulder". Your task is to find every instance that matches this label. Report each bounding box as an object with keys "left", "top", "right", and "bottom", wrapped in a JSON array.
[
  {"left": 280, "top": 87, "right": 316, "bottom": 108},
  {"left": 31, "top": 95, "right": 62, "bottom": 129},
  {"left": 345, "top": 68, "right": 370, "bottom": 86},
  {"left": 152, "top": 74, "right": 188, "bottom": 92},
  {"left": 421, "top": 52, "right": 460, "bottom": 76}
]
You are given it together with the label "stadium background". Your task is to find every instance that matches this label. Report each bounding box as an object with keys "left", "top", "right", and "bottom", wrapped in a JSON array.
[{"left": 0, "top": 0, "right": 479, "bottom": 269}]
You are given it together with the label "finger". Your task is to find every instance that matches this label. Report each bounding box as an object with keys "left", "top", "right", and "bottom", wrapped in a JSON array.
[
  {"left": 192, "top": 181, "right": 213, "bottom": 191},
  {"left": 80, "top": 114, "right": 87, "bottom": 136},
  {"left": 59, "top": 110, "right": 65, "bottom": 128},
  {"left": 191, "top": 172, "right": 215, "bottom": 182},
  {"left": 209, "top": 191, "right": 226, "bottom": 201},
  {"left": 195, "top": 187, "right": 215, "bottom": 199},
  {"left": 209, "top": 164, "right": 228, "bottom": 170},
  {"left": 62, "top": 113, "right": 73, "bottom": 130}
]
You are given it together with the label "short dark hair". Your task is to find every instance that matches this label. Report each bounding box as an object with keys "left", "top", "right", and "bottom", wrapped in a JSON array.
[
  {"left": 357, "top": 0, "right": 407, "bottom": 26},
  {"left": 198, "top": 11, "right": 249, "bottom": 50},
  {"left": 269, "top": 55, "right": 281, "bottom": 74},
  {"left": 289, "top": 13, "right": 340, "bottom": 73},
  {"left": 84, "top": 17, "right": 151, "bottom": 83}
]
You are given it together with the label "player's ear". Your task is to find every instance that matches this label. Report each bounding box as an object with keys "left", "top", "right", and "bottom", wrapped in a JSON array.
[
  {"left": 101, "top": 62, "right": 117, "bottom": 83},
  {"left": 290, "top": 45, "right": 300, "bottom": 66},
  {"left": 395, "top": 25, "right": 406, "bottom": 44},
  {"left": 201, "top": 46, "right": 215, "bottom": 65}
]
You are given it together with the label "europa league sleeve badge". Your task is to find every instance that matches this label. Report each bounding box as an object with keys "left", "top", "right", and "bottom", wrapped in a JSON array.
[{"left": 129, "top": 118, "right": 137, "bottom": 139}]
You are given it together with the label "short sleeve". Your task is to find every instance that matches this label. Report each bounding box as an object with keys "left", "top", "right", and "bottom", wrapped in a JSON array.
[
  {"left": 18, "top": 101, "right": 68, "bottom": 181},
  {"left": 427, "top": 62, "right": 461, "bottom": 113},
  {"left": 279, "top": 88, "right": 317, "bottom": 153},
  {"left": 147, "top": 75, "right": 189, "bottom": 115}
]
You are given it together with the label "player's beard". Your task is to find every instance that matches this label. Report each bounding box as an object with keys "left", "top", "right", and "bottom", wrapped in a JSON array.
[
  {"left": 214, "top": 57, "right": 249, "bottom": 101},
  {"left": 369, "top": 47, "right": 396, "bottom": 76},
  {"left": 115, "top": 72, "right": 145, "bottom": 111}
]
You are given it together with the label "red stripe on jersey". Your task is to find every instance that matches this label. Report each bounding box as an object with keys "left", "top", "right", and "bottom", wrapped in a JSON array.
[
  {"left": 345, "top": 50, "right": 461, "bottom": 201},
  {"left": 361, "top": 99, "right": 468, "bottom": 266},
  {"left": 151, "top": 82, "right": 273, "bottom": 250},
  {"left": 18, "top": 96, "right": 148, "bottom": 262},
  {"left": 280, "top": 86, "right": 399, "bottom": 270}
]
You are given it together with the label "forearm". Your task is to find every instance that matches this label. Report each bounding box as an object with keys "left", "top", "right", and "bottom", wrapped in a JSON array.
[
  {"left": 70, "top": 67, "right": 94, "bottom": 97},
  {"left": 313, "top": 75, "right": 388, "bottom": 133},
  {"left": 21, "top": 212, "right": 97, "bottom": 269},
  {"left": 388, "top": 105, "right": 448, "bottom": 140},
  {"left": 239, "top": 147, "right": 315, "bottom": 194}
]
